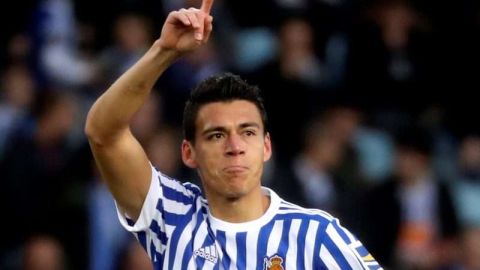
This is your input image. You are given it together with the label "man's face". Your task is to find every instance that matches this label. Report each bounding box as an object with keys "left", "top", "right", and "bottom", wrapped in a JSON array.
[{"left": 182, "top": 100, "right": 272, "bottom": 200}]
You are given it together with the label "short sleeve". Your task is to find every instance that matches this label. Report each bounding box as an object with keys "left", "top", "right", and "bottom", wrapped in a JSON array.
[
  {"left": 116, "top": 164, "right": 201, "bottom": 233},
  {"left": 319, "top": 218, "right": 383, "bottom": 270}
]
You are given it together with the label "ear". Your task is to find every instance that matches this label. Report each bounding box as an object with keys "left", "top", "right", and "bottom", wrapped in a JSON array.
[
  {"left": 263, "top": 132, "right": 272, "bottom": 162},
  {"left": 181, "top": 140, "right": 198, "bottom": 168}
]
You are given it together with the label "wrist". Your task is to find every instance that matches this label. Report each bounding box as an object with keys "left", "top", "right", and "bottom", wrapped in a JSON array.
[{"left": 149, "top": 40, "right": 183, "bottom": 66}]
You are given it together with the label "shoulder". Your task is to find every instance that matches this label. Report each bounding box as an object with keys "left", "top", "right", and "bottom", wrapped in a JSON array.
[
  {"left": 275, "top": 197, "right": 361, "bottom": 237},
  {"left": 153, "top": 167, "right": 203, "bottom": 196},
  {"left": 275, "top": 198, "right": 336, "bottom": 226},
  {"left": 149, "top": 166, "right": 206, "bottom": 209}
]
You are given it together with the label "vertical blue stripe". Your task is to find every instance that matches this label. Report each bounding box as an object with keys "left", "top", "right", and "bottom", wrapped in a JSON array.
[
  {"left": 355, "top": 244, "right": 369, "bottom": 257},
  {"left": 166, "top": 225, "right": 185, "bottom": 268},
  {"left": 181, "top": 201, "right": 206, "bottom": 269},
  {"left": 180, "top": 238, "right": 193, "bottom": 269},
  {"left": 149, "top": 239, "right": 164, "bottom": 267},
  {"left": 235, "top": 232, "right": 247, "bottom": 269},
  {"left": 192, "top": 205, "right": 208, "bottom": 236},
  {"left": 155, "top": 198, "right": 166, "bottom": 221},
  {"left": 255, "top": 220, "right": 275, "bottom": 270},
  {"left": 183, "top": 182, "right": 202, "bottom": 196},
  {"left": 167, "top": 207, "right": 194, "bottom": 268},
  {"left": 331, "top": 219, "right": 352, "bottom": 244},
  {"left": 276, "top": 219, "right": 291, "bottom": 266},
  {"left": 161, "top": 183, "right": 193, "bottom": 204},
  {"left": 150, "top": 220, "right": 168, "bottom": 245},
  {"left": 313, "top": 223, "right": 326, "bottom": 269},
  {"left": 216, "top": 230, "right": 231, "bottom": 269},
  {"left": 323, "top": 233, "right": 353, "bottom": 270},
  {"left": 153, "top": 260, "right": 162, "bottom": 270},
  {"left": 213, "top": 260, "right": 221, "bottom": 270},
  {"left": 137, "top": 231, "right": 147, "bottom": 251},
  {"left": 296, "top": 220, "right": 309, "bottom": 269}
]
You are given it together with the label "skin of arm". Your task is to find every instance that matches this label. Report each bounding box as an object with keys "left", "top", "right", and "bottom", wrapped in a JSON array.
[{"left": 84, "top": 1, "right": 214, "bottom": 220}]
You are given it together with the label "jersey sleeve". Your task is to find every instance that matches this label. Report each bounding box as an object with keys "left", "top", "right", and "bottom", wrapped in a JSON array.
[
  {"left": 116, "top": 164, "right": 201, "bottom": 233},
  {"left": 319, "top": 218, "right": 383, "bottom": 270}
]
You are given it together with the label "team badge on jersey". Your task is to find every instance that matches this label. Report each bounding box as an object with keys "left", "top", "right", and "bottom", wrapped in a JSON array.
[{"left": 263, "top": 254, "right": 284, "bottom": 270}]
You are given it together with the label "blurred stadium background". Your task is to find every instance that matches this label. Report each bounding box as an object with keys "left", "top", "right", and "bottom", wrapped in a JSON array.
[{"left": 1, "top": 0, "right": 479, "bottom": 269}]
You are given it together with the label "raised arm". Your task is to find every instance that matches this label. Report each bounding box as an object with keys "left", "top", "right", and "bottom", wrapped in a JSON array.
[{"left": 85, "top": 1, "right": 214, "bottom": 220}]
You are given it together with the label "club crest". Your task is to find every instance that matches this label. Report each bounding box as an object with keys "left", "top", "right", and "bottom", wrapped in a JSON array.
[{"left": 263, "top": 254, "right": 284, "bottom": 270}]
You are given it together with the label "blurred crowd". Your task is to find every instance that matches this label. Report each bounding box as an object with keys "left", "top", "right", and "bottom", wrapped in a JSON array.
[{"left": 0, "top": 0, "right": 479, "bottom": 269}]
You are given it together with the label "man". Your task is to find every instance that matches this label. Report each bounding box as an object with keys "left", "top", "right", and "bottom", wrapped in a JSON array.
[{"left": 85, "top": 0, "right": 382, "bottom": 269}]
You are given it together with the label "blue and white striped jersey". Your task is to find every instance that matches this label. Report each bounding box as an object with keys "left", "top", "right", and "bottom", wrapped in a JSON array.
[{"left": 117, "top": 165, "right": 382, "bottom": 269}]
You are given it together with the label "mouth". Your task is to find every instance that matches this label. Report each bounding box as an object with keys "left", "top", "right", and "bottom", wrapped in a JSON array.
[{"left": 223, "top": 166, "right": 248, "bottom": 174}]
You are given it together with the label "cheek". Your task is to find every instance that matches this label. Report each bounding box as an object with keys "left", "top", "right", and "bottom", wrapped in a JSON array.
[
  {"left": 253, "top": 145, "right": 268, "bottom": 166},
  {"left": 197, "top": 148, "right": 222, "bottom": 170}
]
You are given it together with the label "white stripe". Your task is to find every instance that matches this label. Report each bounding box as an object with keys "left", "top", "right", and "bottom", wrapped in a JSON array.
[
  {"left": 183, "top": 182, "right": 202, "bottom": 194},
  {"left": 246, "top": 226, "right": 260, "bottom": 269},
  {"left": 162, "top": 224, "right": 178, "bottom": 269},
  {"left": 117, "top": 167, "right": 164, "bottom": 232},
  {"left": 193, "top": 222, "right": 207, "bottom": 253},
  {"left": 186, "top": 256, "right": 196, "bottom": 269},
  {"left": 159, "top": 173, "right": 194, "bottom": 197},
  {"left": 172, "top": 220, "right": 195, "bottom": 269},
  {"left": 266, "top": 220, "right": 284, "bottom": 256},
  {"left": 225, "top": 231, "right": 237, "bottom": 270},
  {"left": 192, "top": 211, "right": 209, "bottom": 252},
  {"left": 343, "top": 227, "right": 358, "bottom": 244},
  {"left": 147, "top": 198, "right": 168, "bottom": 256},
  {"left": 304, "top": 220, "right": 320, "bottom": 269},
  {"left": 285, "top": 219, "right": 301, "bottom": 268},
  {"left": 165, "top": 224, "right": 175, "bottom": 237},
  {"left": 350, "top": 239, "right": 363, "bottom": 249},
  {"left": 162, "top": 197, "right": 192, "bottom": 215},
  {"left": 279, "top": 201, "right": 304, "bottom": 209},
  {"left": 326, "top": 223, "right": 364, "bottom": 269},
  {"left": 211, "top": 245, "right": 217, "bottom": 258},
  {"left": 276, "top": 208, "right": 334, "bottom": 221},
  {"left": 213, "top": 240, "right": 225, "bottom": 270},
  {"left": 188, "top": 219, "right": 208, "bottom": 269},
  {"left": 202, "top": 260, "right": 216, "bottom": 270},
  {"left": 320, "top": 243, "right": 341, "bottom": 269},
  {"left": 147, "top": 225, "right": 166, "bottom": 260}
]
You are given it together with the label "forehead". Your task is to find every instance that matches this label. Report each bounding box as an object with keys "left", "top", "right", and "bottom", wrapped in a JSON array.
[{"left": 195, "top": 100, "right": 263, "bottom": 130}]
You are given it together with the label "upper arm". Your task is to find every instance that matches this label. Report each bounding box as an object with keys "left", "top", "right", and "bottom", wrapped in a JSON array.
[
  {"left": 320, "top": 219, "right": 382, "bottom": 269},
  {"left": 88, "top": 128, "right": 151, "bottom": 220}
]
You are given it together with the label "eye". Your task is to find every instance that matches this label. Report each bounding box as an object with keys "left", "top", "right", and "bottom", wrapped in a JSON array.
[
  {"left": 208, "top": 132, "right": 224, "bottom": 140},
  {"left": 244, "top": 130, "right": 256, "bottom": 136}
]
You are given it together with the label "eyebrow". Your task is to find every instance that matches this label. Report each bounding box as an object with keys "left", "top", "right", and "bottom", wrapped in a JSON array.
[
  {"left": 201, "top": 122, "right": 261, "bottom": 136},
  {"left": 239, "top": 122, "right": 261, "bottom": 130}
]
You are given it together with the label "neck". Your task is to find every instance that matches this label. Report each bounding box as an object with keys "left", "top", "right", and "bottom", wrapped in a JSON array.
[{"left": 207, "top": 187, "right": 270, "bottom": 223}]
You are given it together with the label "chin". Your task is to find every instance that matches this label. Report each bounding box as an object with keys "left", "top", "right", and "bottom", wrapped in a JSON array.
[
  {"left": 224, "top": 181, "right": 260, "bottom": 200},
  {"left": 216, "top": 180, "right": 244, "bottom": 198},
  {"left": 223, "top": 186, "right": 246, "bottom": 198}
]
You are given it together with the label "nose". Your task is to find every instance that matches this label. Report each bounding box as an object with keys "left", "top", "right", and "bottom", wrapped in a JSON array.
[{"left": 225, "top": 133, "right": 245, "bottom": 156}]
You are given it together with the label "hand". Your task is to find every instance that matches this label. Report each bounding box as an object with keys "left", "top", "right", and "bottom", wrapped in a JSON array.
[{"left": 158, "top": 0, "right": 214, "bottom": 54}]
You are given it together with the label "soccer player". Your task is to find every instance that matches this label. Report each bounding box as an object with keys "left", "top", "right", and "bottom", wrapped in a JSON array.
[{"left": 84, "top": 0, "right": 382, "bottom": 268}]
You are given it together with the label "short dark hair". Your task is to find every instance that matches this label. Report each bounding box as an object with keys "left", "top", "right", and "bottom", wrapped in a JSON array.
[{"left": 183, "top": 73, "right": 268, "bottom": 142}]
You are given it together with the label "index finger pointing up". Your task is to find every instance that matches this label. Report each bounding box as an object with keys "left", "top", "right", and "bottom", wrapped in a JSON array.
[{"left": 200, "top": 0, "right": 214, "bottom": 14}]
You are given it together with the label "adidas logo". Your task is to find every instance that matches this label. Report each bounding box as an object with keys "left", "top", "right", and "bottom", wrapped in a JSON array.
[{"left": 194, "top": 244, "right": 218, "bottom": 263}]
